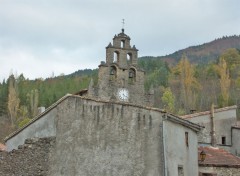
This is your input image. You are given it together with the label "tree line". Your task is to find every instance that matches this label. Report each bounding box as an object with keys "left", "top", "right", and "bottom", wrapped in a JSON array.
[
  {"left": 1, "top": 48, "right": 240, "bottom": 141},
  {"left": 0, "top": 74, "right": 93, "bottom": 141},
  {"left": 141, "top": 48, "right": 240, "bottom": 115}
]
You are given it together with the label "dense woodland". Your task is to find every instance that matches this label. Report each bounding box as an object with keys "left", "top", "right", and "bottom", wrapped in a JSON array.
[{"left": 1, "top": 36, "right": 240, "bottom": 142}]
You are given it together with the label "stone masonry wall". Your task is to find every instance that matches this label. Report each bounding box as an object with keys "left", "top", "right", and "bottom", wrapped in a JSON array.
[
  {"left": 97, "top": 65, "right": 145, "bottom": 105},
  {"left": 0, "top": 137, "right": 55, "bottom": 176},
  {"left": 48, "top": 96, "right": 164, "bottom": 176}
]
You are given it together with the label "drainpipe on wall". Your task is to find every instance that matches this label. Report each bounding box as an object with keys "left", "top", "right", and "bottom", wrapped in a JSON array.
[
  {"left": 162, "top": 113, "right": 167, "bottom": 176},
  {"left": 210, "top": 104, "right": 217, "bottom": 147}
]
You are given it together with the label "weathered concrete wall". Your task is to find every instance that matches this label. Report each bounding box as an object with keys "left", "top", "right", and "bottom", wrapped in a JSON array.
[
  {"left": 232, "top": 127, "right": 240, "bottom": 156},
  {"left": 186, "top": 108, "right": 236, "bottom": 146},
  {"left": 2, "top": 95, "right": 201, "bottom": 176},
  {"left": 0, "top": 137, "right": 55, "bottom": 176},
  {"left": 48, "top": 96, "right": 164, "bottom": 176},
  {"left": 6, "top": 108, "right": 57, "bottom": 151},
  {"left": 163, "top": 119, "right": 199, "bottom": 176},
  {"left": 199, "top": 166, "right": 240, "bottom": 176}
]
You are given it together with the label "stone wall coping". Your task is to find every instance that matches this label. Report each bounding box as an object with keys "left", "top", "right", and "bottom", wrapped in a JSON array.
[
  {"left": 163, "top": 113, "right": 204, "bottom": 132},
  {"left": 4, "top": 94, "right": 164, "bottom": 142},
  {"left": 4, "top": 94, "right": 72, "bottom": 142},
  {"left": 4, "top": 94, "right": 203, "bottom": 142},
  {"left": 181, "top": 105, "right": 237, "bottom": 119}
]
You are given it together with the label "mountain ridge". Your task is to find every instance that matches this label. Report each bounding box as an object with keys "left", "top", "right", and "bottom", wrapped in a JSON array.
[{"left": 139, "top": 35, "right": 240, "bottom": 65}]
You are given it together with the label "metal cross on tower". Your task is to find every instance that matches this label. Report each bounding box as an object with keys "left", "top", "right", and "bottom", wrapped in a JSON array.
[
  {"left": 122, "top": 19, "right": 125, "bottom": 29},
  {"left": 122, "top": 19, "right": 125, "bottom": 33}
]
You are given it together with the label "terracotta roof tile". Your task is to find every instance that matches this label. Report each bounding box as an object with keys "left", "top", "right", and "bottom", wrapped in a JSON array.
[
  {"left": 198, "top": 146, "right": 240, "bottom": 168},
  {"left": 0, "top": 143, "right": 6, "bottom": 151}
]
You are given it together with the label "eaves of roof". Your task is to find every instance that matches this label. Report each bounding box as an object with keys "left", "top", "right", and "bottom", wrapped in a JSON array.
[
  {"left": 4, "top": 94, "right": 167, "bottom": 142},
  {"left": 181, "top": 105, "right": 237, "bottom": 119},
  {"left": 199, "top": 146, "right": 240, "bottom": 168},
  {"left": 163, "top": 113, "right": 204, "bottom": 132}
]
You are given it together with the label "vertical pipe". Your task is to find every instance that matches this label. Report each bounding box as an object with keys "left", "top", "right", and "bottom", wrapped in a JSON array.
[
  {"left": 162, "top": 114, "right": 167, "bottom": 176},
  {"left": 211, "top": 104, "right": 217, "bottom": 147}
]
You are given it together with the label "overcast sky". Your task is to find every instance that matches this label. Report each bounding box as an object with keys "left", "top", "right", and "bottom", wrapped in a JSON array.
[{"left": 0, "top": 0, "right": 240, "bottom": 82}]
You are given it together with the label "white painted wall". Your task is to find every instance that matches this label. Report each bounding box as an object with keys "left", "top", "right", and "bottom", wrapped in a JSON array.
[
  {"left": 187, "top": 108, "right": 236, "bottom": 146},
  {"left": 163, "top": 119, "right": 199, "bottom": 176},
  {"left": 6, "top": 108, "right": 57, "bottom": 151}
]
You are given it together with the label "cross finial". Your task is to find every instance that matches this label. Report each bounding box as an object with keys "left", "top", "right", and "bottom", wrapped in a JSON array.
[{"left": 122, "top": 19, "right": 125, "bottom": 33}]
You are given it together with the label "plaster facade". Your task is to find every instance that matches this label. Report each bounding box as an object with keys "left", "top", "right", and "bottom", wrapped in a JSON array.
[
  {"left": 4, "top": 95, "right": 202, "bottom": 176},
  {"left": 6, "top": 107, "right": 57, "bottom": 151},
  {"left": 182, "top": 106, "right": 238, "bottom": 152},
  {"left": 48, "top": 96, "right": 165, "bottom": 176},
  {"left": 163, "top": 115, "right": 200, "bottom": 176},
  {"left": 232, "top": 127, "right": 240, "bottom": 156}
]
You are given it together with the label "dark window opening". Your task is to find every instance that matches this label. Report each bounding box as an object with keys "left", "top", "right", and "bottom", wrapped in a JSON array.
[
  {"left": 110, "top": 66, "right": 117, "bottom": 80},
  {"left": 178, "top": 166, "right": 184, "bottom": 176},
  {"left": 185, "top": 132, "right": 189, "bottom": 147},
  {"left": 199, "top": 173, "right": 217, "bottom": 176},
  {"left": 222, "top": 136, "right": 226, "bottom": 145},
  {"left": 128, "top": 68, "right": 136, "bottom": 84}
]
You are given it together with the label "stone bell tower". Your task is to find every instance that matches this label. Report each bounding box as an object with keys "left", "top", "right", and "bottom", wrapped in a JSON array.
[{"left": 94, "top": 28, "right": 148, "bottom": 105}]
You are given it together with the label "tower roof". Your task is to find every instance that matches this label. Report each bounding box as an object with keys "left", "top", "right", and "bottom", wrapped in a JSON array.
[{"left": 114, "top": 29, "right": 131, "bottom": 40}]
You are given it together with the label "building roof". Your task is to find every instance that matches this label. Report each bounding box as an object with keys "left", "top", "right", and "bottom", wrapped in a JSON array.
[
  {"left": 163, "top": 113, "right": 204, "bottom": 132},
  {"left": 4, "top": 94, "right": 203, "bottom": 142},
  {"left": 198, "top": 146, "right": 240, "bottom": 168},
  {"left": 0, "top": 143, "right": 6, "bottom": 151},
  {"left": 181, "top": 105, "right": 237, "bottom": 119}
]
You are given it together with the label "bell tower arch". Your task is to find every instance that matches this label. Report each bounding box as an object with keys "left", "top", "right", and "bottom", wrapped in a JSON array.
[
  {"left": 96, "top": 28, "right": 147, "bottom": 105},
  {"left": 105, "top": 29, "right": 138, "bottom": 68}
]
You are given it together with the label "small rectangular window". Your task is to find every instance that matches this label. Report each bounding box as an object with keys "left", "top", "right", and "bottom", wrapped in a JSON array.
[
  {"left": 185, "top": 132, "right": 189, "bottom": 147},
  {"left": 178, "top": 166, "right": 184, "bottom": 176},
  {"left": 200, "top": 173, "right": 217, "bottom": 176},
  {"left": 222, "top": 136, "right": 226, "bottom": 145}
]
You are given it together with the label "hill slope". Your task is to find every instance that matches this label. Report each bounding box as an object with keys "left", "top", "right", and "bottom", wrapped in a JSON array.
[{"left": 140, "top": 35, "right": 240, "bottom": 65}]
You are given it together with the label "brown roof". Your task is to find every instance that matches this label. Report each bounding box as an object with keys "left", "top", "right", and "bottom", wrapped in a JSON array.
[
  {"left": 182, "top": 105, "right": 237, "bottom": 119},
  {"left": 0, "top": 143, "right": 6, "bottom": 151},
  {"left": 199, "top": 146, "right": 240, "bottom": 168}
]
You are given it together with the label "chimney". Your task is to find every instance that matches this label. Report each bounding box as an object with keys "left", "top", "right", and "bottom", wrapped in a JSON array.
[
  {"left": 38, "top": 107, "right": 45, "bottom": 114},
  {"left": 210, "top": 104, "right": 217, "bottom": 147}
]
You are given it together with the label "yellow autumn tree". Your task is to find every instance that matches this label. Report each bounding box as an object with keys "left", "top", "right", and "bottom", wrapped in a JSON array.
[
  {"left": 7, "top": 75, "right": 20, "bottom": 127},
  {"left": 161, "top": 87, "right": 175, "bottom": 113},
  {"left": 173, "top": 55, "right": 201, "bottom": 113},
  {"left": 27, "top": 89, "right": 39, "bottom": 117},
  {"left": 215, "top": 58, "right": 231, "bottom": 106}
]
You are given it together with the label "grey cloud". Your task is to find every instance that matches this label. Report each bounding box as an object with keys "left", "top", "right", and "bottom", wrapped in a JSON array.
[{"left": 0, "top": 0, "right": 240, "bottom": 81}]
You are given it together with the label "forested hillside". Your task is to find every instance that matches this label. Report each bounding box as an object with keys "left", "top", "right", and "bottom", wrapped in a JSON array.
[
  {"left": 1, "top": 36, "right": 240, "bottom": 142},
  {"left": 140, "top": 35, "right": 240, "bottom": 65},
  {"left": 0, "top": 73, "right": 95, "bottom": 141},
  {"left": 142, "top": 48, "right": 240, "bottom": 114}
]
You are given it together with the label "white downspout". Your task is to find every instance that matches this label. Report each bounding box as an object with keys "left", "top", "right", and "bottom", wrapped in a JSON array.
[{"left": 162, "top": 114, "right": 168, "bottom": 176}]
